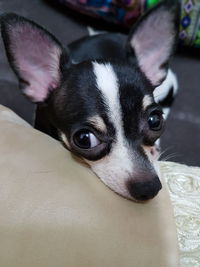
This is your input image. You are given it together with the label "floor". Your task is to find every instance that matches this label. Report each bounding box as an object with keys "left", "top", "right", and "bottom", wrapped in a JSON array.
[{"left": 0, "top": 0, "right": 199, "bottom": 166}]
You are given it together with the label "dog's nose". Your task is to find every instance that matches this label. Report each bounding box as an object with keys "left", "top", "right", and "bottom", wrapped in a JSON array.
[{"left": 127, "top": 176, "right": 162, "bottom": 201}]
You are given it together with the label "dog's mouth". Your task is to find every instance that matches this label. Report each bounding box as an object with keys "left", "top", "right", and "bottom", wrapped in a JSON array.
[
  {"left": 67, "top": 148, "right": 162, "bottom": 201},
  {"left": 59, "top": 130, "right": 162, "bottom": 202}
]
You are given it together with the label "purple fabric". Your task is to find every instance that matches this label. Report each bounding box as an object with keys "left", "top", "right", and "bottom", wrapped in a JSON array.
[
  {"left": 57, "top": 0, "right": 146, "bottom": 27},
  {"left": 56, "top": 0, "right": 200, "bottom": 47}
]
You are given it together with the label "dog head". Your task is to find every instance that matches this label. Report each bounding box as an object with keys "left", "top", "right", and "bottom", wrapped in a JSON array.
[{"left": 0, "top": 0, "right": 179, "bottom": 201}]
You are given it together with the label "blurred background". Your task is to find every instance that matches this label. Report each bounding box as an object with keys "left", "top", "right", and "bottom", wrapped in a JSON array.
[{"left": 0, "top": 0, "right": 199, "bottom": 166}]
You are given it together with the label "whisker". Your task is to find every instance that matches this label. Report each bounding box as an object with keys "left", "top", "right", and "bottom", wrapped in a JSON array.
[
  {"left": 161, "top": 152, "right": 181, "bottom": 162},
  {"left": 158, "top": 146, "right": 174, "bottom": 160},
  {"left": 158, "top": 146, "right": 181, "bottom": 162}
]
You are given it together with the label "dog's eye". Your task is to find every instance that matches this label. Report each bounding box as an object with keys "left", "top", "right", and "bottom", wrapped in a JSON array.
[
  {"left": 148, "top": 112, "right": 163, "bottom": 131},
  {"left": 73, "top": 130, "right": 100, "bottom": 149}
]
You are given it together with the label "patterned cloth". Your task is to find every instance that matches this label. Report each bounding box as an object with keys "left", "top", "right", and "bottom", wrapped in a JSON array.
[
  {"left": 180, "top": 0, "right": 200, "bottom": 47},
  {"left": 57, "top": 0, "right": 156, "bottom": 26},
  {"left": 56, "top": 0, "right": 200, "bottom": 48}
]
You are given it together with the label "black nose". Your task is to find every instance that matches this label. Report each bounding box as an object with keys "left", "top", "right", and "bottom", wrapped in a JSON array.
[{"left": 127, "top": 176, "right": 162, "bottom": 201}]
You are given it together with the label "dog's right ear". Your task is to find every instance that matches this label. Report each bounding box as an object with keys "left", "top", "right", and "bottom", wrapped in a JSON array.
[
  {"left": 127, "top": 0, "right": 180, "bottom": 87},
  {"left": 0, "top": 13, "right": 70, "bottom": 102}
]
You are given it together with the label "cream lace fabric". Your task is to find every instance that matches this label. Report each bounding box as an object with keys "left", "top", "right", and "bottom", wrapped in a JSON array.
[{"left": 160, "top": 162, "right": 200, "bottom": 267}]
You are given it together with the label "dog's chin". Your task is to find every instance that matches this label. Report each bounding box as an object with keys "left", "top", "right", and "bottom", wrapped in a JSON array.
[
  {"left": 98, "top": 182, "right": 159, "bottom": 203},
  {"left": 88, "top": 168, "right": 161, "bottom": 203},
  {"left": 110, "top": 186, "right": 160, "bottom": 203}
]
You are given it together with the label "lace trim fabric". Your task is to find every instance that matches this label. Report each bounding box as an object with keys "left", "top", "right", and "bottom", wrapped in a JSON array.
[{"left": 160, "top": 162, "right": 200, "bottom": 267}]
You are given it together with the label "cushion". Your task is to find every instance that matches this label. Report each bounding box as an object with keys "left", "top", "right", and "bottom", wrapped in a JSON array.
[{"left": 0, "top": 104, "right": 179, "bottom": 267}]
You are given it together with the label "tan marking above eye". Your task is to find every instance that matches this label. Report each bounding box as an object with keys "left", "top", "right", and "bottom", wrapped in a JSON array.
[
  {"left": 142, "top": 95, "right": 153, "bottom": 111},
  {"left": 87, "top": 115, "right": 107, "bottom": 132}
]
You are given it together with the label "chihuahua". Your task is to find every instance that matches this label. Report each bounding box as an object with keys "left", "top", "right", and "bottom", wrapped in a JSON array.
[{"left": 0, "top": 0, "right": 179, "bottom": 201}]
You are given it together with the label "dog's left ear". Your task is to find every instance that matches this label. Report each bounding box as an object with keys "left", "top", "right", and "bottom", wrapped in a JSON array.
[
  {"left": 127, "top": 0, "right": 180, "bottom": 87},
  {"left": 0, "top": 13, "right": 70, "bottom": 102}
]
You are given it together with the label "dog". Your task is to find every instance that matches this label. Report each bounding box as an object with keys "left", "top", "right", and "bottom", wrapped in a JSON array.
[{"left": 0, "top": 0, "right": 180, "bottom": 201}]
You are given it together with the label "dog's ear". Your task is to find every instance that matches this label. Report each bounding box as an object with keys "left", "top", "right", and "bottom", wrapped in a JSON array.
[
  {"left": 127, "top": 0, "right": 180, "bottom": 87},
  {"left": 0, "top": 13, "right": 69, "bottom": 102}
]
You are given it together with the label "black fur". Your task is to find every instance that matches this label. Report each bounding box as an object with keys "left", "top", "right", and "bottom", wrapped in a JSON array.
[{"left": 47, "top": 61, "right": 116, "bottom": 161}]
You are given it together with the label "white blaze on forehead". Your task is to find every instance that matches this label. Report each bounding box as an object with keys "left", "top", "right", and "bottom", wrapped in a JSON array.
[
  {"left": 92, "top": 62, "right": 119, "bottom": 123},
  {"left": 142, "top": 95, "right": 153, "bottom": 110},
  {"left": 91, "top": 62, "right": 134, "bottom": 198}
]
